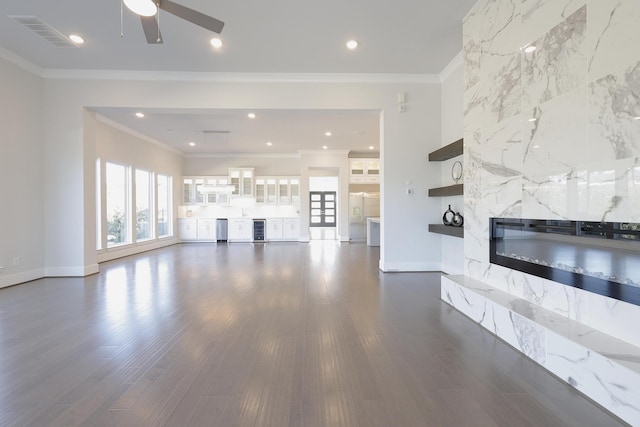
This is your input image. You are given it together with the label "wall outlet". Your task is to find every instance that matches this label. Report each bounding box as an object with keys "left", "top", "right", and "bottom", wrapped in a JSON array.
[{"left": 12, "top": 257, "right": 20, "bottom": 266}]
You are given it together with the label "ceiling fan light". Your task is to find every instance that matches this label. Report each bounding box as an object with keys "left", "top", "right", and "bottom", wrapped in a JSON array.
[{"left": 123, "top": 0, "right": 158, "bottom": 17}]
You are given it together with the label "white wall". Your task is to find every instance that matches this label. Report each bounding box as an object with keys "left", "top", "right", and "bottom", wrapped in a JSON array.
[
  {"left": 0, "top": 57, "right": 44, "bottom": 288},
  {"left": 94, "top": 116, "right": 183, "bottom": 262},
  {"left": 439, "top": 56, "right": 465, "bottom": 275},
  {"left": 184, "top": 155, "right": 300, "bottom": 176},
  {"left": 35, "top": 76, "right": 442, "bottom": 274}
]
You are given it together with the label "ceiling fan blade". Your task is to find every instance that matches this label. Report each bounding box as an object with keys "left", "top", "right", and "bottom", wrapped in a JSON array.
[
  {"left": 140, "top": 15, "right": 163, "bottom": 44},
  {"left": 158, "top": 0, "right": 225, "bottom": 34}
]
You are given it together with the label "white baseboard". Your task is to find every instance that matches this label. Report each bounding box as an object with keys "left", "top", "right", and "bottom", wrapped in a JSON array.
[
  {"left": 0, "top": 268, "right": 45, "bottom": 288},
  {"left": 378, "top": 260, "right": 441, "bottom": 272},
  {"left": 97, "top": 238, "right": 179, "bottom": 263},
  {"left": 44, "top": 265, "right": 98, "bottom": 277}
]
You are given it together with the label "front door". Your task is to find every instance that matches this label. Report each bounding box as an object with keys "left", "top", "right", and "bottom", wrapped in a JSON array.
[{"left": 309, "top": 191, "right": 336, "bottom": 227}]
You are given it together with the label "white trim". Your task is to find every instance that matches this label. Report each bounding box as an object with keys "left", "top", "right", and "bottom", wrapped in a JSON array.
[
  {"left": 0, "top": 46, "right": 43, "bottom": 76},
  {"left": 97, "top": 237, "right": 179, "bottom": 263},
  {"left": 94, "top": 113, "right": 184, "bottom": 156},
  {"left": 439, "top": 51, "right": 463, "bottom": 83},
  {"left": 298, "top": 149, "right": 351, "bottom": 155},
  {"left": 185, "top": 152, "right": 300, "bottom": 159},
  {"left": 41, "top": 69, "right": 441, "bottom": 84},
  {"left": 0, "top": 268, "right": 45, "bottom": 289},
  {"left": 44, "top": 265, "right": 98, "bottom": 277},
  {"left": 378, "top": 261, "right": 442, "bottom": 272}
]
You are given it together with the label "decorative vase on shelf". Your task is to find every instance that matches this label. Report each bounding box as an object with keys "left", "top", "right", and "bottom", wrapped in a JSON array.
[
  {"left": 452, "top": 211, "right": 464, "bottom": 227},
  {"left": 442, "top": 205, "right": 454, "bottom": 226}
]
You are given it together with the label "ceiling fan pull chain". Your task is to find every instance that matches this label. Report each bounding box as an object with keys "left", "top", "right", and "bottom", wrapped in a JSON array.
[
  {"left": 120, "top": 0, "right": 124, "bottom": 38},
  {"left": 156, "top": 2, "right": 161, "bottom": 43}
]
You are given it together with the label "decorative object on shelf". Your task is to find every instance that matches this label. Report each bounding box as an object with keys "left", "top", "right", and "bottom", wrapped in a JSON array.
[
  {"left": 442, "top": 205, "right": 455, "bottom": 225},
  {"left": 451, "top": 160, "right": 463, "bottom": 184},
  {"left": 452, "top": 211, "right": 464, "bottom": 227}
]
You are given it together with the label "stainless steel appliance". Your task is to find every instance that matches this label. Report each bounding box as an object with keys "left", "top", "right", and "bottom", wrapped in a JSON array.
[
  {"left": 216, "top": 218, "right": 228, "bottom": 242},
  {"left": 253, "top": 219, "right": 266, "bottom": 242},
  {"left": 349, "top": 192, "right": 380, "bottom": 241}
]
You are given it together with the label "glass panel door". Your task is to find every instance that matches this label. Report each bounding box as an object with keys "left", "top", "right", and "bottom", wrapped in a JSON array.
[{"left": 309, "top": 191, "right": 337, "bottom": 227}]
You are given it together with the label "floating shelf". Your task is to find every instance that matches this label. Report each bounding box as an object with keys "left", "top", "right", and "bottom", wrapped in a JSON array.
[
  {"left": 428, "top": 183, "right": 463, "bottom": 197},
  {"left": 428, "top": 138, "right": 463, "bottom": 161},
  {"left": 429, "top": 224, "right": 464, "bottom": 238}
]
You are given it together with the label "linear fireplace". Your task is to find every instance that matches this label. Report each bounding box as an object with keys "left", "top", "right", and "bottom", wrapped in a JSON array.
[{"left": 490, "top": 218, "right": 640, "bottom": 306}]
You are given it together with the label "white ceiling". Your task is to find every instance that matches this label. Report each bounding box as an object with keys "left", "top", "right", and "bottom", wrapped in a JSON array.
[{"left": 0, "top": 0, "right": 475, "bottom": 155}]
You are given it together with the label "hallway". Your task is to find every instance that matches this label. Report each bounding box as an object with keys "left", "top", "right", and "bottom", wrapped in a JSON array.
[{"left": 0, "top": 242, "right": 624, "bottom": 426}]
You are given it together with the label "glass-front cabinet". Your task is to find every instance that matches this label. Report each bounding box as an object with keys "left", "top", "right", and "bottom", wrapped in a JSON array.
[
  {"left": 229, "top": 168, "right": 254, "bottom": 197},
  {"left": 182, "top": 176, "right": 230, "bottom": 205},
  {"left": 349, "top": 158, "right": 380, "bottom": 183}
]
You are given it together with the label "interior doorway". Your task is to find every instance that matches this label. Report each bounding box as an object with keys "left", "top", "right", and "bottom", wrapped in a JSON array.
[{"left": 309, "top": 176, "right": 338, "bottom": 240}]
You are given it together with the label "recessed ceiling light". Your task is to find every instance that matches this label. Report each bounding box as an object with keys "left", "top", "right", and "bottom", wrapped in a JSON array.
[
  {"left": 346, "top": 40, "right": 358, "bottom": 50},
  {"left": 528, "top": 118, "right": 537, "bottom": 122},
  {"left": 524, "top": 45, "right": 536, "bottom": 53},
  {"left": 210, "top": 38, "right": 223, "bottom": 49},
  {"left": 634, "top": 116, "right": 640, "bottom": 120},
  {"left": 322, "top": 145, "right": 328, "bottom": 150},
  {"left": 247, "top": 113, "right": 256, "bottom": 119},
  {"left": 123, "top": 0, "right": 158, "bottom": 17},
  {"left": 325, "top": 131, "right": 332, "bottom": 137},
  {"left": 135, "top": 112, "right": 145, "bottom": 118},
  {"left": 266, "top": 141, "right": 273, "bottom": 146},
  {"left": 353, "top": 130, "right": 364, "bottom": 135},
  {"left": 69, "top": 34, "right": 84, "bottom": 44},
  {"left": 369, "top": 146, "right": 375, "bottom": 150},
  {"left": 189, "top": 142, "right": 196, "bottom": 146},
  {"left": 533, "top": 145, "right": 540, "bottom": 149}
]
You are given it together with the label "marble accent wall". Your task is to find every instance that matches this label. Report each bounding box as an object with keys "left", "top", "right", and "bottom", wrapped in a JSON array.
[{"left": 463, "top": 0, "right": 640, "bottom": 348}]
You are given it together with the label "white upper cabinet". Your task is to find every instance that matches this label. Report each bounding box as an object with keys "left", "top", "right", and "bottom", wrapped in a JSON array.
[
  {"left": 182, "top": 176, "right": 230, "bottom": 205},
  {"left": 229, "top": 168, "right": 254, "bottom": 197},
  {"left": 350, "top": 158, "right": 380, "bottom": 183}
]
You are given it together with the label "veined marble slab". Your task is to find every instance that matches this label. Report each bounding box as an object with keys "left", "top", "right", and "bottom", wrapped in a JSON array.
[{"left": 442, "top": 274, "right": 640, "bottom": 426}]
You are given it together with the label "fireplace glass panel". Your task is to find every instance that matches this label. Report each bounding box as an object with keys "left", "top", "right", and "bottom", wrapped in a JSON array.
[{"left": 490, "top": 219, "right": 640, "bottom": 306}]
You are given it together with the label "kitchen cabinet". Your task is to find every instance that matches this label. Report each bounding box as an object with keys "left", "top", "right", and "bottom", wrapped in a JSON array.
[
  {"left": 266, "top": 218, "right": 284, "bottom": 240},
  {"left": 256, "top": 177, "right": 277, "bottom": 204},
  {"left": 178, "top": 218, "right": 197, "bottom": 240},
  {"left": 229, "top": 168, "right": 254, "bottom": 197},
  {"left": 196, "top": 219, "right": 217, "bottom": 241},
  {"left": 182, "top": 176, "right": 230, "bottom": 205},
  {"left": 350, "top": 158, "right": 380, "bottom": 183},
  {"left": 283, "top": 218, "right": 300, "bottom": 240},
  {"left": 228, "top": 218, "right": 253, "bottom": 242}
]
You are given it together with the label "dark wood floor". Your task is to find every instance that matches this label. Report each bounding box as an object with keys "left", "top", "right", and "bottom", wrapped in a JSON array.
[{"left": 0, "top": 242, "right": 626, "bottom": 426}]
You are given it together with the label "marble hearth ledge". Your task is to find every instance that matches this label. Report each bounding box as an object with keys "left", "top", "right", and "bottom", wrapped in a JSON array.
[{"left": 441, "top": 275, "right": 640, "bottom": 426}]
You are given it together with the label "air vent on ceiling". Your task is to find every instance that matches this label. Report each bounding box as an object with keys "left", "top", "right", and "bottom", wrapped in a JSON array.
[{"left": 9, "top": 15, "right": 78, "bottom": 48}]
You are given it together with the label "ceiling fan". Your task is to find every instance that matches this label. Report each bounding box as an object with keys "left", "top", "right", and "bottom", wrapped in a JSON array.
[{"left": 123, "top": 0, "right": 224, "bottom": 44}]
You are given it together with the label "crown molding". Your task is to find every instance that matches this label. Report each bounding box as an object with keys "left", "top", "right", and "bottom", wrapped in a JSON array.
[
  {"left": 41, "top": 69, "right": 441, "bottom": 84},
  {"left": 93, "top": 113, "right": 184, "bottom": 156},
  {"left": 0, "top": 46, "right": 43, "bottom": 77},
  {"left": 185, "top": 153, "right": 301, "bottom": 159},
  {"left": 439, "top": 51, "right": 463, "bottom": 83}
]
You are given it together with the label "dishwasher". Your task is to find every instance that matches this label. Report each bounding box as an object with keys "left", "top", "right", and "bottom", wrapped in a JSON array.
[
  {"left": 216, "top": 218, "right": 228, "bottom": 242},
  {"left": 253, "top": 219, "right": 266, "bottom": 242}
]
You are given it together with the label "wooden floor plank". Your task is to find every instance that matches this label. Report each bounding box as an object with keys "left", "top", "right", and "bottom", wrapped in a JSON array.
[{"left": 0, "top": 242, "right": 627, "bottom": 426}]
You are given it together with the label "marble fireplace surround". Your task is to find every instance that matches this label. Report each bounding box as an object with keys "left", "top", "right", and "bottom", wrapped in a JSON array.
[
  {"left": 490, "top": 218, "right": 640, "bottom": 307},
  {"left": 441, "top": 275, "right": 640, "bottom": 425}
]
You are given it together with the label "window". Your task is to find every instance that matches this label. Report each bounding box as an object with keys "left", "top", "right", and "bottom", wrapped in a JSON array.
[
  {"left": 157, "top": 174, "right": 172, "bottom": 237},
  {"left": 135, "top": 169, "right": 153, "bottom": 241},
  {"left": 96, "top": 158, "right": 102, "bottom": 250},
  {"left": 106, "top": 162, "right": 130, "bottom": 246}
]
